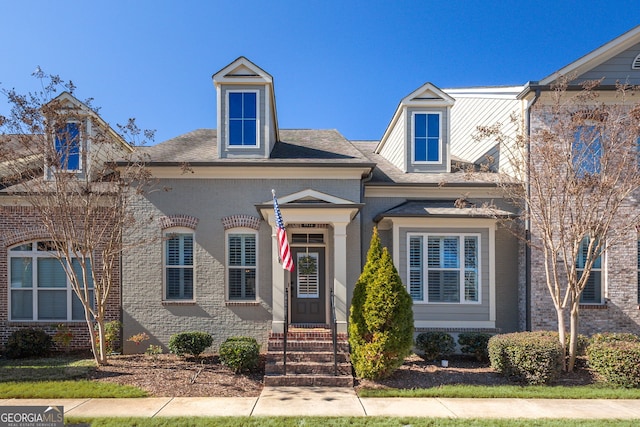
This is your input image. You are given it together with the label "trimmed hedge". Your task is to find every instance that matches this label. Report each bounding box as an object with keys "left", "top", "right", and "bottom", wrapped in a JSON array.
[
  {"left": 488, "top": 331, "right": 563, "bottom": 385},
  {"left": 168, "top": 331, "right": 213, "bottom": 357},
  {"left": 5, "top": 328, "right": 53, "bottom": 359},
  {"left": 458, "top": 332, "right": 493, "bottom": 362},
  {"left": 219, "top": 336, "right": 260, "bottom": 373},
  {"left": 415, "top": 332, "right": 454, "bottom": 361},
  {"left": 587, "top": 333, "right": 640, "bottom": 388}
]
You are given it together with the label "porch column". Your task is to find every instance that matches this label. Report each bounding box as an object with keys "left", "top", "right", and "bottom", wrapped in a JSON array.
[
  {"left": 271, "top": 226, "right": 286, "bottom": 334},
  {"left": 333, "top": 222, "right": 348, "bottom": 333}
]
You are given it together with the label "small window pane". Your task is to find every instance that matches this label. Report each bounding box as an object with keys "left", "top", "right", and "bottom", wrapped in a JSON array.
[
  {"left": 244, "top": 93, "right": 257, "bottom": 119},
  {"left": 11, "top": 290, "right": 33, "bottom": 320},
  {"left": 11, "top": 243, "right": 32, "bottom": 251},
  {"left": 38, "top": 290, "right": 66, "bottom": 319},
  {"left": 414, "top": 114, "right": 426, "bottom": 138},
  {"left": 427, "top": 114, "right": 439, "bottom": 138},
  {"left": 11, "top": 258, "right": 32, "bottom": 288},
  {"left": 229, "top": 236, "right": 242, "bottom": 266},
  {"left": 72, "top": 259, "right": 94, "bottom": 288},
  {"left": 72, "top": 290, "right": 94, "bottom": 320},
  {"left": 442, "top": 238, "right": 459, "bottom": 268},
  {"left": 229, "top": 120, "right": 242, "bottom": 145},
  {"left": 427, "top": 138, "right": 439, "bottom": 161},
  {"left": 229, "top": 93, "right": 243, "bottom": 118},
  {"left": 38, "top": 258, "right": 67, "bottom": 288},
  {"left": 243, "top": 120, "right": 256, "bottom": 145}
]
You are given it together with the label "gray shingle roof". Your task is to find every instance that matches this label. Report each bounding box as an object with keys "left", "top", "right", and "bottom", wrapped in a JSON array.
[
  {"left": 352, "top": 141, "right": 510, "bottom": 186},
  {"left": 374, "top": 200, "right": 517, "bottom": 221},
  {"left": 141, "top": 129, "right": 372, "bottom": 165}
]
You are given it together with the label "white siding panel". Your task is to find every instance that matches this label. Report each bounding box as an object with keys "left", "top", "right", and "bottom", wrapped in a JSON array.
[
  {"left": 448, "top": 95, "right": 522, "bottom": 174},
  {"left": 379, "top": 110, "right": 406, "bottom": 171}
]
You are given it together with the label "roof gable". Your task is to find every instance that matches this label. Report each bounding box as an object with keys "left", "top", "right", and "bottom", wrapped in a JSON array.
[
  {"left": 273, "top": 189, "right": 355, "bottom": 205},
  {"left": 401, "top": 82, "right": 456, "bottom": 107},
  {"left": 213, "top": 56, "right": 273, "bottom": 85},
  {"left": 540, "top": 25, "right": 640, "bottom": 85}
]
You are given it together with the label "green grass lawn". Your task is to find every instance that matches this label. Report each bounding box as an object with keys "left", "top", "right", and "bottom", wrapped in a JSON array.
[
  {"left": 66, "top": 417, "right": 640, "bottom": 427},
  {"left": 358, "top": 384, "right": 640, "bottom": 399},
  {"left": 0, "top": 355, "right": 147, "bottom": 398}
]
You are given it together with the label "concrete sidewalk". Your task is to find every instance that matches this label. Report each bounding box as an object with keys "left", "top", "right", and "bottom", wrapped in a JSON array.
[{"left": 2, "top": 387, "right": 640, "bottom": 419}]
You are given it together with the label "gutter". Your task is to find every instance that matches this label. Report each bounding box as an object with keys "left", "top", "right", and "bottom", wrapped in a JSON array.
[{"left": 524, "top": 85, "right": 541, "bottom": 331}]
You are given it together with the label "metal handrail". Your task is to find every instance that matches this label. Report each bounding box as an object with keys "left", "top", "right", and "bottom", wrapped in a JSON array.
[
  {"left": 283, "top": 284, "right": 288, "bottom": 376},
  {"left": 330, "top": 288, "right": 338, "bottom": 376}
]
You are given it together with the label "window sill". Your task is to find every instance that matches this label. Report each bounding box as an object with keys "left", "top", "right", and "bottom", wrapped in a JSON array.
[
  {"left": 225, "top": 301, "right": 260, "bottom": 307},
  {"left": 579, "top": 304, "right": 608, "bottom": 310},
  {"left": 162, "top": 300, "right": 196, "bottom": 306}
]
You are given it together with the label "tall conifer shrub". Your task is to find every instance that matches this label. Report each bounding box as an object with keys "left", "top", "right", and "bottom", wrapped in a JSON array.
[{"left": 349, "top": 228, "right": 414, "bottom": 379}]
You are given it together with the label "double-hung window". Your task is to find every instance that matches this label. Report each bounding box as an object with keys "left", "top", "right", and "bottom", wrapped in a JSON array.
[
  {"left": 408, "top": 234, "right": 480, "bottom": 303},
  {"left": 165, "top": 233, "right": 194, "bottom": 300},
  {"left": 228, "top": 92, "right": 258, "bottom": 146},
  {"left": 9, "top": 241, "right": 93, "bottom": 321},
  {"left": 573, "top": 125, "right": 602, "bottom": 176},
  {"left": 227, "top": 232, "right": 257, "bottom": 300},
  {"left": 54, "top": 122, "right": 81, "bottom": 171},
  {"left": 413, "top": 112, "right": 441, "bottom": 163},
  {"left": 578, "top": 237, "right": 603, "bottom": 304}
]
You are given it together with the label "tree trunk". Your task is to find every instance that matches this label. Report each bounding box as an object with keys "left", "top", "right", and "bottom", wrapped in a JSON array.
[
  {"left": 568, "top": 301, "right": 580, "bottom": 372},
  {"left": 556, "top": 305, "right": 567, "bottom": 372}
]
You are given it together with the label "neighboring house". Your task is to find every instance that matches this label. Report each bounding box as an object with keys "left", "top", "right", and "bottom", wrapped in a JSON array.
[
  {"left": 2, "top": 26, "right": 640, "bottom": 355},
  {"left": 521, "top": 25, "right": 640, "bottom": 335},
  {"left": 0, "top": 93, "right": 130, "bottom": 349}
]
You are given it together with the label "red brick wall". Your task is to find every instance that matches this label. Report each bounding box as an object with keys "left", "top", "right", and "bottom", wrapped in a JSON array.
[{"left": 0, "top": 205, "right": 122, "bottom": 352}]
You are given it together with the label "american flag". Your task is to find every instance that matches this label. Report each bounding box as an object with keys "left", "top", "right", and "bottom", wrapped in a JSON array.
[{"left": 272, "top": 190, "right": 294, "bottom": 272}]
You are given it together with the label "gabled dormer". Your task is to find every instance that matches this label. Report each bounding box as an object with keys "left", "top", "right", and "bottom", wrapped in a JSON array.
[
  {"left": 375, "top": 83, "right": 455, "bottom": 173},
  {"left": 45, "top": 92, "right": 132, "bottom": 181},
  {"left": 212, "top": 57, "right": 279, "bottom": 159}
]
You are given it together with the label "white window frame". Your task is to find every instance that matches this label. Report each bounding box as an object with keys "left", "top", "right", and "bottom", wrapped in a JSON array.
[
  {"left": 163, "top": 227, "right": 195, "bottom": 301},
  {"left": 407, "top": 233, "right": 481, "bottom": 304},
  {"left": 8, "top": 241, "right": 93, "bottom": 322},
  {"left": 578, "top": 237, "right": 605, "bottom": 305},
  {"left": 226, "top": 228, "right": 258, "bottom": 301},
  {"left": 54, "top": 120, "right": 84, "bottom": 173},
  {"left": 226, "top": 90, "right": 260, "bottom": 149},
  {"left": 411, "top": 111, "right": 442, "bottom": 165}
]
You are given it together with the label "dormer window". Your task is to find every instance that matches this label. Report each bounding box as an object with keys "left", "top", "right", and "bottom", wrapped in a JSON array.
[
  {"left": 54, "top": 122, "right": 81, "bottom": 171},
  {"left": 228, "top": 91, "right": 258, "bottom": 147},
  {"left": 412, "top": 112, "right": 441, "bottom": 163}
]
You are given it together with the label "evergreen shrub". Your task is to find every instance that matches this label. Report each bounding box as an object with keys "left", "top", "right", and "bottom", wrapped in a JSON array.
[
  {"left": 415, "top": 331, "right": 454, "bottom": 361},
  {"left": 488, "top": 331, "right": 563, "bottom": 385},
  {"left": 168, "top": 331, "right": 213, "bottom": 357},
  {"left": 348, "top": 227, "right": 414, "bottom": 380},
  {"left": 219, "top": 336, "right": 260, "bottom": 373},
  {"left": 5, "top": 328, "right": 53, "bottom": 359},
  {"left": 587, "top": 333, "right": 640, "bottom": 388},
  {"left": 458, "top": 332, "right": 493, "bottom": 362}
]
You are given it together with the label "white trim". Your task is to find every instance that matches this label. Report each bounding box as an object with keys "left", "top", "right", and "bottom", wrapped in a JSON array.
[
  {"left": 275, "top": 189, "right": 356, "bottom": 205},
  {"left": 225, "top": 227, "right": 259, "bottom": 302},
  {"left": 410, "top": 111, "right": 443, "bottom": 165},
  {"left": 365, "top": 186, "right": 503, "bottom": 199},
  {"left": 407, "top": 232, "right": 482, "bottom": 305},
  {"left": 147, "top": 166, "right": 371, "bottom": 180},
  {"left": 225, "top": 90, "right": 260, "bottom": 149},
  {"left": 415, "top": 320, "right": 496, "bottom": 329},
  {"left": 162, "top": 227, "right": 196, "bottom": 302}
]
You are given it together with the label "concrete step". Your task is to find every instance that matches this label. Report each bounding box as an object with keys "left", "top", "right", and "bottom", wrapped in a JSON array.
[{"left": 263, "top": 374, "right": 354, "bottom": 387}]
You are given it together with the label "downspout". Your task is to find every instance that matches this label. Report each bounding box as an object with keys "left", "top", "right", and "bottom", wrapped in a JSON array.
[{"left": 525, "top": 86, "right": 541, "bottom": 331}]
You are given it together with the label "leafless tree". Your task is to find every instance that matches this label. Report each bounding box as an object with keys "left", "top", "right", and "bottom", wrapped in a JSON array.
[
  {"left": 0, "top": 71, "right": 154, "bottom": 364},
  {"left": 476, "top": 77, "right": 640, "bottom": 371}
]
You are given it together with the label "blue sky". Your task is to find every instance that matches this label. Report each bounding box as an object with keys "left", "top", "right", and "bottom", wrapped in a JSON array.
[{"left": 0, "top": 1, "right": 638, "bottom": 143}]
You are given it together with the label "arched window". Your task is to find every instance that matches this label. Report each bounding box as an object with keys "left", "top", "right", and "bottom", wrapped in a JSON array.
[{"left": 9, "top": 241, "right": 93, "bottom": 321}]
